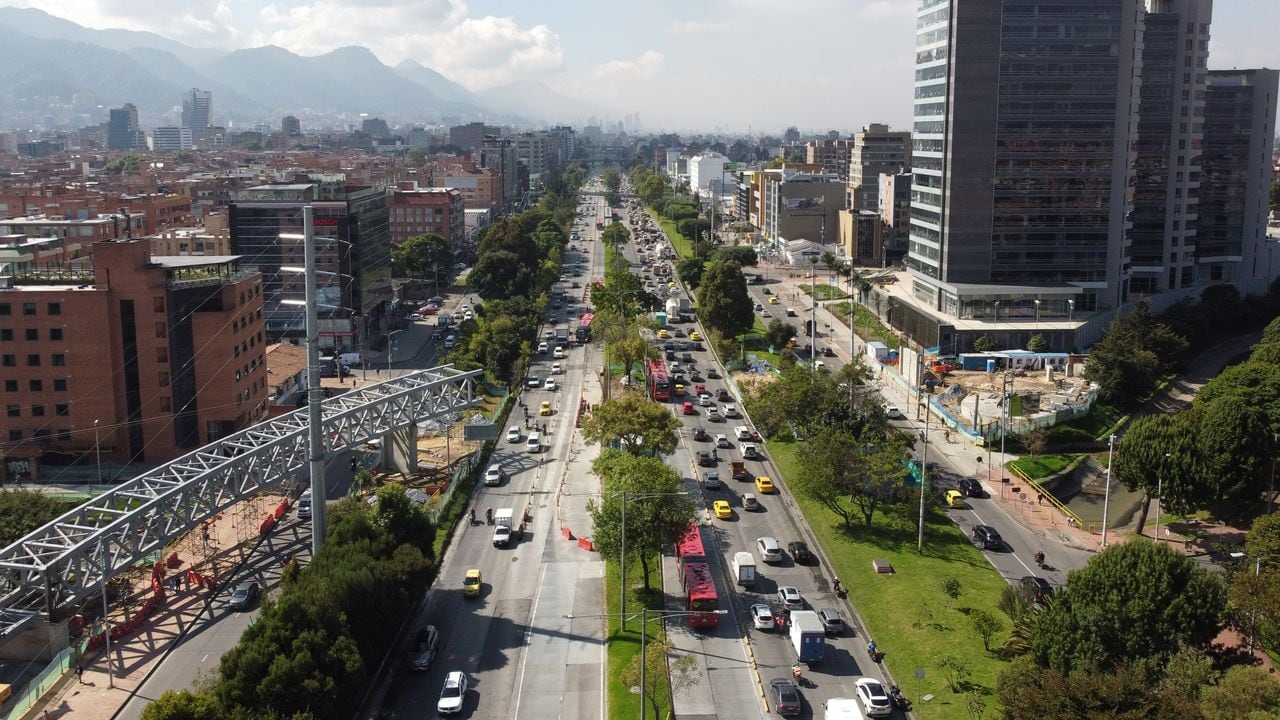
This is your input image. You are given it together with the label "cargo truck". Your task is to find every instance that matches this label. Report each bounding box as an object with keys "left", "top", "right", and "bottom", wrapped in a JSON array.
[
  {"left": 823, "top": 698, "right": 866, "bottom": 720},
  {"left": 790, "top": 610, "right": 826, "bottom": 663},
  {"left": 732, "top": 552, "right": 756, "bottom": 587},
  {"left": 730, "top": 461, "right": 750, "bottom": 481}
]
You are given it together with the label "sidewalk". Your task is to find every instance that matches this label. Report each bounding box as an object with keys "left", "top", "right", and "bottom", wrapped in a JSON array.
[{"left": 32, "top": 495, "right": 285, "bottom": 720}]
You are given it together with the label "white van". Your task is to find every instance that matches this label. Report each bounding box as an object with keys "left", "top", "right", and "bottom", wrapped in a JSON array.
[
  {"left": 338, "top": 352, "right": 362, "bottom": 367},
  {"left": 297, "top": 490, "right": 313, "bottom": 520},
  {"left": 526, "top": 432, "right": 542, "bottom": 453},
  {"left": 734, "top": 426, "right": 753, "bottom": 441}
]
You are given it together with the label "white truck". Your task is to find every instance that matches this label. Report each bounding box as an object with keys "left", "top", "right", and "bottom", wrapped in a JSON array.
[
  {"left": 494, "top": 508, "right": 514, "bottom": 528},
  {"left": 823, "top": 698, "right": 867, "bottom": 720},
  {"left": 731, "top": 552, "right": 756, "bottom": 587},
  {"left": 790, "top": 610, "right": 827, "bottom": 663}
]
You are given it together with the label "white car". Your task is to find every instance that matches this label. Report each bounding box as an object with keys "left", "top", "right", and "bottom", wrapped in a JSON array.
[
  {"left": 492, "top": 525, "right": 512, "bottom": 547},
  {"left": 756, "top": 536, "right": 783, "bottom": 564},
  {"left": 698, "top": 393, "right": 713, "bottom": 407},
  {"left": 483, "top": 465, "right": 503, "bottom": 486},
  {"left": 437, "top": 671, "right": 468, "bottom": 715},
  {"left": 715, "top": 434, "right": 732, "bottom": 449},
  {"left": 705, "top": 406, "right": 720, "bottom": 420},
  {"left": 554, "top": 346, "right": 566, "bottom": 359},
  {"left": 526, "top": 377, "right": 541, "bottom": 389},
  {"left": 777, "top": 586, "right": 803, "bottom": 610},
  {"left": 722, "top": 404, "right": 739, "bottom": 418},
  {"left": 507, "top": 426, "right": 522, "bottom": 443},
  {"left": 750, "top": 603, "right": 775, "bottom": 630},
  {"left": 552, "top": 363, "right": 562, "bottom": 375},
  {"left": 537, "top": 341, "right": 549, "bottom": 354},
  {"left": 544, "top": 378, "right": 558, "bottom": 391},
  {"left": 855, "top": 677, "right": 893, "bottom": 717},
  {"left": 883, "top": 403, "right": 902, "bottom": 419}
]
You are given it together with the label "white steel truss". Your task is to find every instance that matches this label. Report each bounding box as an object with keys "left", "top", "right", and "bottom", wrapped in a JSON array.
[{"left": 0, "top": 366, "right": 481, "bottom": 638}]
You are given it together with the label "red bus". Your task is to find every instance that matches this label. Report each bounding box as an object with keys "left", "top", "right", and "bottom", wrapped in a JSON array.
[
  {"left": 576, "top": 313, "right": 595, "bottom": 343},
  {"left": 674, "top": 522, "right": 706, "bottom": 570},
  {"left": 681, "top": 562, "right": 720, "bottom": 628},
  {"left": 647, "top": 359, "right": 670, "bottom": 401}
]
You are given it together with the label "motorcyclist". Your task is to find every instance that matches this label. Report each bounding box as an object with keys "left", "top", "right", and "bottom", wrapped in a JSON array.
[{"left": 1034, "top": 551, "right": 1046, "bottom": 567}]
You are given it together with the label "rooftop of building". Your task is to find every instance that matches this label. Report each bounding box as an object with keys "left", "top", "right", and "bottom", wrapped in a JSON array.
[
  {"left": 150, "top": 255, "right": 242, "bottom": 269},
  {"left": 265, "top": 343, "right": 308, "bottom": 386}
]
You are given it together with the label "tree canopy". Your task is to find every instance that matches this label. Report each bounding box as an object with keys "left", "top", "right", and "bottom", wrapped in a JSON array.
[
  {"left": 391, "top": 233, "right": 452, "bottom": 285},
  {"left": 587, "top": 450, "right": 695, "bottom": 589},
  {"left": 1031, "top": 541, "right": 1225, "bottom": 674},
  {"left": 790, "top": 425, "right": 911, "bottom": 529},
  {"left": 1083, "top": 299, "right": 1188, "bottom": 407},
  {"left": 697, "top": 259, "right": 754, "bottom": 338},
  {"left": 0, "top": 489, "right": 67, "bottom": 547},
  {"left": 580, "top": 393, "right": 681, "bottom": 456}
]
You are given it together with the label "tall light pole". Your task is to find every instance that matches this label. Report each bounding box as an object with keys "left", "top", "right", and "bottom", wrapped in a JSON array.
[
  {"left": 804, "top": 250, "right": 819, "bottom": 369},
  {"left": 1000, "top": 372, "right": 1011, "bottom": 499},
  {"left": 101, "top": 579, "right": 114, "bottom": 688},
  {"left": 1101, "top": 434, "right": 1116, "bottom": 547},
  {"left": 615, "top": 489, "right": 691, "bottom": 632},
  {"left": 1154, "top": 452, "right": 1170, "bottom": 543},
  {"left": 1034, "top": 299, "right": 1042, "bottom": 332},
  {"left": 352, "top": 311, "right": 366, "bottom": 382},
  {"left": 387, "top": 329, "right": 404, "bottom": 378},
  {"left": 917, "top": 358, "right": 931, "bottom": 553},
  {"left": 93, "top": 419, "right": 102, "bottom": 484}
]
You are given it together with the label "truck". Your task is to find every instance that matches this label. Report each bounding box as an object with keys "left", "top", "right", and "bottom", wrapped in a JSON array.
[
  {"left": 437, "top": 314, "right": 450, "bottom": 328},
  {"left": 823, "top": 698, "right": 866, "bottom": 720},
  {"left": 730, "top": 461, "right": 750, "bottom": 481},
  {"left": 665, "top": 297, "right": 690, "bottom": 317},
  {"left": 494, "top": 508, "right": 514, "bottom": 528},
  {"left": 790, "top": 610, "right": 826, "bottom": 663},
  {"left": 731, "top": 552, "right": 756, "bottom": 587},
  {"left": 555, "top": 328, "right": 570, "bottom": 345}
]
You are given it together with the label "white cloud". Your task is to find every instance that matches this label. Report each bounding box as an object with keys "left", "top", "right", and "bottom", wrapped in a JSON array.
[
  {"left": 667, "top": 19, "right": 729, "bottom": 34},
  {"left": 594, "top": 51, "right": 664, "bottom": 80}
]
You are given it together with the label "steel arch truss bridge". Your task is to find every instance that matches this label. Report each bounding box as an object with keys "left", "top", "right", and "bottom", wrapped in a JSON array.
[{"left": 0, "top": 365, "right": 482, "bottom": 638}]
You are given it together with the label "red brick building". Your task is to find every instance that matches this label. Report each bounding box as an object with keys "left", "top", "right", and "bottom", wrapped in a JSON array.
[
  {"left": 386, "top": 184, "right": 465, "bottom": 249},
  {"left": 0, "top": 238, "right": 268, "bottom": 480}
]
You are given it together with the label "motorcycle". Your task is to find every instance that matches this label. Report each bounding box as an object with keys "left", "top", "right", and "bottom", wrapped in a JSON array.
[
  {"left": 889, "top": 685, "right": 911, "bottom": 712},
  {"left": 1034, "top": 551, "right": 1046, "bottom": 569}
]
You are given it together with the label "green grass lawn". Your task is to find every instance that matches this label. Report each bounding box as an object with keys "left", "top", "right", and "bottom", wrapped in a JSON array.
[
  {"left": 649, "top": 211, "right": 695, "bottom": 260},
  {"left": 829, "top": 301, "right": 901, "bottom": 349},
  {"left": 801, "top": 283, "right": 849, "bottom": 301},
  {"left": 768, "top": 440, "right": 1013, "bottom": 720},
  {"left": 1008, "top": 453, "right": 1080, "bottom": 480},
  {"left": 605, "top": 557, "right": 671, "bottom": 720},
  {"left": 1053, "top": 403, "right": 1126, "bottom": 442}
]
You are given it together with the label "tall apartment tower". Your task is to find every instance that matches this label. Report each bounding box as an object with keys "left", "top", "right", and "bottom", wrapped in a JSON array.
[
  {"left": 1200, "top": 68, "right": 1280, "bottom": 281},
  {"left": 281, "top": 115, "right": 302, "bottom": 135},
  {"left": 106, "top": 103, "right": 143, "bottom": 151},
  {"left": 805, "top": 139, "right": 854, "bottom": 182},
  {"left": 181, "top": 88, "right": 212, "bottom": 143},
  {"left": 907, "top": 0, "right": 1143, "bottom": 319},
  {"left": 847, "top": 124, "right": 911, "bottom": 211},
  {"left": 1128, "top": 0, "right": 1213, "bottom": 295}
]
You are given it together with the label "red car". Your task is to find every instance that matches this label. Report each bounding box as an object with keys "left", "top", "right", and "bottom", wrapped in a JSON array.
[{"left": 682, "top": 402, "right": 696, "bottom": 415}]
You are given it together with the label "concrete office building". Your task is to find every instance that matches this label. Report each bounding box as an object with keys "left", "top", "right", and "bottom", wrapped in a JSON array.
[
  {"left": 281, "top": 116, "right": 302, "bottom": 135},
  {"left": 806, "top": 139, "right": 854, "bottom": 181},
  {"left": 151, "top": 126, "right": 193, "bottom": 152},
  {"left": 181, "top": 88, "right": 212, "bottom": 144},
  {"left": 906, "top": 0, "right": 1143, "bottom": 324},
  {"left": 480, "top": 135, "right": 519, "bottom": 209},
  {"left": 1200, "top": 68, "right": 1280, "bottom": 281},
  {"left": 762, "top": 170, "right": 844, "bottom": 248},
  {"left": 848, "top": 124, "right": 911, "bottom": 212},
  {"left": 688, "top": 152, "right": 730, "bottom": 198},
  {"left": 106, "top": 103, "right": 144, "bottom": 151}
]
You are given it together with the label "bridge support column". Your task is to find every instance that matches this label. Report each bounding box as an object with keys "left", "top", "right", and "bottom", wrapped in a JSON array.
[
  {"left": 382, "top": 426, "right": 417, "bottom": 475},
  {"left": 0, "top": 619, "right": 69, "bottom": 662}
]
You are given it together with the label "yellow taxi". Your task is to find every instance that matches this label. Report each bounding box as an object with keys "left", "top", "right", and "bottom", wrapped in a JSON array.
[
  {"left": 944, "top": 490, "right": 965, "bottom": 509},
  {"left": 463, "top": 568, "right": 482, "bottom": 598},
  {"left": 754, "top": 476, "right": 775, "bottom": 494},
  {"left": 713, "top": 500, "right": 733, "bottom": 519},
  {"left": 668, "top": 282, "right": 676, "bottom": 289},
  {"left": 674, "top": 383, "right": 686, "bottom": 396},
  {"left": 539, "top": 401, "right": 553, "bottom": 416},
  {"left": 768, "top": 296, "right": 779, "bottom": 305},
  {"left": 689, "top": 331, "right": 701, "bottom": 341},
  {"left": 657, "top": 329, "right": 670, "bottom": 339}
]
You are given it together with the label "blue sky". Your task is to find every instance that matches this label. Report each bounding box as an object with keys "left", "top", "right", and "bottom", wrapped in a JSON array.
[{"left": 4, "top": 0, "right": 1278, "bottom": 133}]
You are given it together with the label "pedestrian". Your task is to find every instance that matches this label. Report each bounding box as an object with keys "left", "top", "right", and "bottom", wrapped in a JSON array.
[
  {"left": 75, "top": 663, "right": 84, "bottom": 683},
  {"left": 1037, "top": 493, "right": 1044, "bottom": 506}
]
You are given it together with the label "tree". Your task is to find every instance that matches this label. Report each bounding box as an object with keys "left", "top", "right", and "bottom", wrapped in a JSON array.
[
  {"left": 0, "top": 489, "right": 67, "bottom": 547},
  {"left": 934, "top": 654, "right": 971, "bottom": 692},
  {"left": 587, "top": 450, "right": 696, "bottom": 589},
  {"left": 141, "top": 690, "right": 221, "bottom": 720},
  {"left": 636, "top": 174, "right": 665, "bottom": 205},
  {"left": 714, "top": 245, "right": 757, "bottom": 267},
  {"left": 744, "top": 363, "right": 877, "bottom": 443},
  {"left": 1199, "top": 665, "right": 1280, "bottom": 720},
  {"left": 1021, "top": 428, "right": 1049, "bottom": 458},
  {"left": 468, "top": 249, "right": 535, "bottom": 299},
  {"left": 1111, "top": 412, "right": 1201, "bottom": 532},
  {"left": 973, "top": 335, "right": 997, "bottom": 352},
  {"left": 1195, "top": 395, "right": 1275, "bottom": 510},
  {"left": 607, "top": 334, "right": 651, "bottom": 382},
  {"left": 580, "top": 395, "right": 681, "bottom": 456},
  {"left": 620, "top": 634, "right": 701, "bottom": 720},
  {"left": 1197, "top": 360, "right": 1280, "bottom": 435},
  {"left": 1031, "top": 541, "right": 1225, "bottom": 674},
  {"left": 1159, "top": 645, "right": 1218, "bottom": 704},
  {"left": 1027, "top": 334, "right": 1049, "bottom": 352},
  {"left": 697, "top": 259, "right": 754, "bottom": 338},
  {"left": 763, "top": 318, "right": 797, "bottom": 351},
  {"left": 997, "top": 656, "right": 1200, "bottom": 720},
  {"left": 1083, "top": 299, "right": 1189, "bottom": 407},
  {"left": 592, "top": 270, "right": 657, "bottom": 318},
  {"left": 1245, "top": 513, "right": 1280, "bottom": 569},
  {"left": 940, "top": 576, "right": 962, "bottom": 606},
  {"left": 467, "top": 316, "right": 526, "bottom": 385},
  {"left": 971, "top": 609, "right": 1002, "bottom": 652},
  {"left": 676, "top": 257, "right": 705, "bottom": 288},
  {"left": 790, "top": 426, "right": 910, "bottom": 529}
]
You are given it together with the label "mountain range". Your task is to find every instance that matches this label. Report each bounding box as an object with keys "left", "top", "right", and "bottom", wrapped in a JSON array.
[{"left": 0, "top": 7, "right": 602, "bottom": 129}]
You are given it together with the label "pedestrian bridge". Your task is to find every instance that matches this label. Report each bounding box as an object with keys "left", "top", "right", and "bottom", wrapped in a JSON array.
[{"left": 0, "top": 365, "right": 482, "bottom": 641}]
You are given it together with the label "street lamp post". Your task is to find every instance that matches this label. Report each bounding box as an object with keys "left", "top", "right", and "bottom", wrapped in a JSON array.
[
  {"left": 1154, "top": 453, "right": 1170, "bottom": 543},
  {"left": 1101, "top": 434, "right": 1116, "bottom": 547},
  {"left": 1067, "top": 299, "right": 1075, "bottom": 324},
  {"left": 1000, "top": 372, "right": 1011, "bottom": 499},
  {"left": 615, "top": 490, "right": 691, "bottom": 632},
  {"left": 387, "top": 329, "right": 404, "bottom": 378},
  {"left": 352, "top": 311, "right": 366, "bottom": 382},
  {"left": 994, "top": 300, "right": 1000, "bottom": 323},
  {"left": 101, "top": 579, "right": 114, "bottom": 688},
  {"left": 804, "top": 250, "right": 820, "bottom": 370},
  {"left": 1034, "top": 299, "right": 1041, "bottom": 332},
  {"left": 93, "top": 419, "right": 102, "bottom": 485}
]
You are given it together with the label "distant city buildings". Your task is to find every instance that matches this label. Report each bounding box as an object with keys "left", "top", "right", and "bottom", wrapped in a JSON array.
[
  {"left": 151, "top": 126, "right": 192, "bottom": 152},
  {"left": 280, "top": 115, "right": 302, "bottom": 135},
  {"left": 107, "top": 103, "right": 144, "bottom": 151},
  {"left": 181, "top": 88, "right": 212, "bottom": 144}
]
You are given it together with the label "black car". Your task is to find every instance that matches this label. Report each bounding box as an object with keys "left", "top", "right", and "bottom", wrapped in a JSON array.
[
  {"left": 696, "top": 451, "right": 717, "bottom": 467},
  {"left": 681, "top": 352, "right": 694, "bottom": 363},
  {"left": 229, "top": 581, "right": 260, "bottom": 611},
  {"left": 1020, "top": 576, "right": 1054, "bottom": 605},
  {"left": 958, "top": 478, "right": 985, "bottom": 498},
  {"left": 665, "top": 349, "right": 676, "bottom": 360},
  {"left": 769, "top": 678, "right": 802, "bottom": 716},
  {"left": 693, "top": 427, "right": 710, "bottom": 442},
  {"left": 707, "top": 368, "right": 720, "bottom": 379},
  {"left": 788, "top": 541, "right": 815, "bottom": 565},
  {"left": 973, "top": 525, "right": 1004, "bottom": 550}
]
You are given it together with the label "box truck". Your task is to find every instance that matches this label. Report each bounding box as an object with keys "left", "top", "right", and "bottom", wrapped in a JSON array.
[
  {"left": 790, "top": 610, "right": 826, "bottom": 663},
  {"left": 732, "top": 552, "right": 756, "bottom": 587}
]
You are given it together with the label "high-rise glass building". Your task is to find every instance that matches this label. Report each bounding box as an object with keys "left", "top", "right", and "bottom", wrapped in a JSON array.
[
  {"left": 182, "top": 88, "right": 212, "bottom": 144},
  {"left": 907, "top": 0, "right": 1144, "bottom": 321}
]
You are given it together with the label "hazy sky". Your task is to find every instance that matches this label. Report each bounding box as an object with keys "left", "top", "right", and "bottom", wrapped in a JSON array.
[{"left": 5, "top": 0, "right": 1279, "bottom": 133}]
